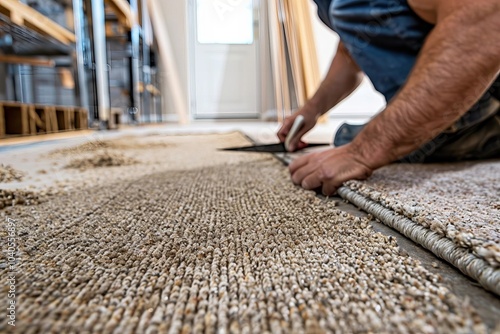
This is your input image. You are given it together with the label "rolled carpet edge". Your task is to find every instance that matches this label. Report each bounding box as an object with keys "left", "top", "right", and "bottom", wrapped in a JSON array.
[{"left": 337, "top": 186, "right": 500, "bottom": 296}]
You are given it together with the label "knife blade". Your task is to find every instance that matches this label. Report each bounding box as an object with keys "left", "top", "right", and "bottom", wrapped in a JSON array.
[
  {"left": 221, "top": 142, "right": 328, "bottom": 153},
  {"left": 222, "top": 115, "right": 330, "bottom": 153}
]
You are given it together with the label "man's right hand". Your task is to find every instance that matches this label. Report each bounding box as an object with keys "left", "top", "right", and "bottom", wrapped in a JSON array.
[
  {"left": 277, "top": 41, "right": 364, "bottom": 151},
  {"left": 277, "top": 108, "right": 319, "bottom": 152}
]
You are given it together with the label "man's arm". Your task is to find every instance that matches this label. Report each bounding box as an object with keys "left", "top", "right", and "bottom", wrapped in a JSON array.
[
  {"left": 352, "top": 0, "right": 500, "bottom": 168},
  {"left": 278, "top": 41, "right": 364, "bottom": 151},
  {"left": 290, "top": 0, "right": 500, "bottom": 195}
]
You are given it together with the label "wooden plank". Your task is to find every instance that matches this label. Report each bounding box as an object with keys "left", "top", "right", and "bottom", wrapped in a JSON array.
[
  {"left": 267, "top": 0, "right": 284, "bottom": 121},
  {"left": 147, "top": 0, "right": 189, "bottom": 124},
  {"left": 55, "top": 106, "right": 71, "bottom": 131},
  {"left": 59, "top": 68, "right": 75, "bottom": 89},
  {"left": 21, "top": 105, "right": 29, "bottom": 135},
  {"left": 283, "top": 0, "right": 306, "bottom": 107},
  {"left": 277, "top": 0, "right": 292, "bottom": 118},
  {"left": 28, "top": 106, "right": 37, "bottom": 135},
  {"left": 0, "top": 55, "right": 55, "bottom": 67},
  {"left": 31, "top": 106, "right": 50, "bottom": 134},
  {"left": 46, "top": 106, "right": 58, "bottom": 132},
  {"left": 0, "top": 105, "right": 5, "bottom": 138},
  {"left": 295, "top": 0, "right": 320, "bottom": 98},
  {"left": 106, "top": 21, "right": 127, "bottom": 37},
  {"left": 104, "top": 0, "right": 136, "bottom": 30},
  {"left": 2, "top": 102, "right": 29, "bottom": 135},
  {"left": 68, "top": 107, "right": 75, "bottom": 129},
  {"left": 0, "top": 0, "right": 76, "bottom": 45},
  {"left": 74, "top": 108, "right": 89, "bottom": 130}
]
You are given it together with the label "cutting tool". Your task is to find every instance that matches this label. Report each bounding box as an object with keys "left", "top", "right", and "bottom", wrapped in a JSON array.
[{"left": 221, "top": 115, "right": 329, "bottom": 153}]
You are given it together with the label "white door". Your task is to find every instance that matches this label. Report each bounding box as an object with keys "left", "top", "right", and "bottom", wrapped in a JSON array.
[{"left": 190, "top": 0, "right": 260, "bottom": 119}]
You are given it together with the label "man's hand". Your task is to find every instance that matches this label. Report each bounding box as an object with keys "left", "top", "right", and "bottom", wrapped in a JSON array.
[
  {"left": 289, "top": 144, "right": 373, "bottom": 196},
  {"left": 277, "top": 41, "right": 364, "bottom": 152},
  {"left": 277, "top": 108, "right": 319, "bottom": 151}
]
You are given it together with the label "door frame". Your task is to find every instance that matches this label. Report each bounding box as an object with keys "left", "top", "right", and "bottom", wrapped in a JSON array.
[{"left": 187, "top": 0, "right": 265, "bottom": 119}]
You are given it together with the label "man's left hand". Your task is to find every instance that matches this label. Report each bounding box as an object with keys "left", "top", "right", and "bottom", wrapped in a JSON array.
[{"left": 289, "top": 144, "right": 373, "bottom": 196}]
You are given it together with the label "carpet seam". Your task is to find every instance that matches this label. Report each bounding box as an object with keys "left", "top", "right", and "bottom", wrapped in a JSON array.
[{"left": 337, "top": 186, "right": 500, "bottom": 296}]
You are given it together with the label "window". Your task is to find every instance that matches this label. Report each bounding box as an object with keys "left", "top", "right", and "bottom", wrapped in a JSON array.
[{"left": 196, "top": 0, "right": 254, "bottom": 44}]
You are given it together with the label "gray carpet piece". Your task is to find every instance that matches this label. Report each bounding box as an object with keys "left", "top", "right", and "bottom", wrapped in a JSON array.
[
  {"left": 338, "top": 187, "right": 500, "bottom": 296},
  {"left": 0, "top": 152, "right": 487, "bottom": 333},
  {"left": 344, "top": 162, "right": 499, "bottom": 268}
]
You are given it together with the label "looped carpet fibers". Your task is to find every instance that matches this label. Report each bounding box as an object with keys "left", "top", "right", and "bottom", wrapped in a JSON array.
[
  {"left": 0, "top": 133, "right": 491, "bottom": 333},
  {"left": 339, "top": 161, "right": 500, "bottom": 295}
]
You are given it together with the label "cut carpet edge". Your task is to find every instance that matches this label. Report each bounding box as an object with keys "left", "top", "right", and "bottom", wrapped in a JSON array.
[{"left": 337, "top": 186, "right": 500, "bottom": 296}]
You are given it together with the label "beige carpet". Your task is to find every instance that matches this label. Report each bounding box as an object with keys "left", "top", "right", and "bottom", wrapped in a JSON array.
[
  {"left": 345, "top": 162, "right": 500, "bottom": 266},
  {"left": 0, "top": 133, "right": 490, "bottom": 333},
  {"left": 338, "top": 161, "right": 500, "bottom": 295}
]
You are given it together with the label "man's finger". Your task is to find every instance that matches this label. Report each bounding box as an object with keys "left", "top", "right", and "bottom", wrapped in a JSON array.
[
  {"left": 289, "top": 155, "right": 309, "bottom": 174},
  {"left": 296, "top": 140, "right": 308, "bottom": 150},
  {"left": 301, "top": 172, "right": 322, "bottom": 190},
  {"left": 290, "top": 161, "right": 317, "bottom": 185},
  {"left": 322, "top": 180, "right": 339, "bottom": 196},
  {"left": 277, "top": 126, "right": 288, "bottom": 142},
  {"left": 287, "top": 126, "right": 310, "bottom": 152},
  {"left": 277, "top": 117, "right": 294, "bottom": 142}
]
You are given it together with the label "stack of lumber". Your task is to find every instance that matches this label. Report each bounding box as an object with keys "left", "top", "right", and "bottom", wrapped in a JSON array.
[
  {"left": 0, "top": 101, "right": 88, "bottom": 138},
  {"left": 0, "top": 0, "right": 75, "bottom": 45},
  {"left": 268, "top": 0, "right": 321, "bottom": 122}
]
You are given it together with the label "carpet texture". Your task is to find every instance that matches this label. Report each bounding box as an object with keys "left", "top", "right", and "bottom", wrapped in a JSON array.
[
  {"left": 345, "top": 162, "right": 499, "bottom": 266},
  {"left": 339, "top": 162, "right": 500, "bottom": 295},
  {"left": 0, "top": 134, "right": 489, "bottom": 333}
]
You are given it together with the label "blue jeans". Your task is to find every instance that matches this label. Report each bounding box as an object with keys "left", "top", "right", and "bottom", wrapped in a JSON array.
[{"left": 314, "top": 0, "right": 500, "bottom": 161}]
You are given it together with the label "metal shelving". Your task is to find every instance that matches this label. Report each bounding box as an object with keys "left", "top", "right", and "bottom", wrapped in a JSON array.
[{"left": 0, "top": 0, "right": 162, "bottom": 137}]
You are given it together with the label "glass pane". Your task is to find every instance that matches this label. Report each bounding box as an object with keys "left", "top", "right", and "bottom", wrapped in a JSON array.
[{"left": 197, "top": 0, "right": 254, "bottom": 44}]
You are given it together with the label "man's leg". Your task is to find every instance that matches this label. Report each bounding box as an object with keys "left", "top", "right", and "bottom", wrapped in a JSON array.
[
  {"left": 423, "top": 108, "right": 500, "bottom": 162},
  {"left": 334, "top": 97, "right": 500, "bottom": 163}
]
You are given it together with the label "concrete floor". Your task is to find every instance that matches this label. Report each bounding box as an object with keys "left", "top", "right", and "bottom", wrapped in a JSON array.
[{"left": 1, "top": 120, "right": 499, "bottom": 329}]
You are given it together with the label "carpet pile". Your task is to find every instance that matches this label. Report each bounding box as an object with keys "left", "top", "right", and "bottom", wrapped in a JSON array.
[
  {"left": 339, "top": 161, "right": 500, "bottom": 294},
  {"left": 0, "top": 133, "right": 491, "bottom": 333}
]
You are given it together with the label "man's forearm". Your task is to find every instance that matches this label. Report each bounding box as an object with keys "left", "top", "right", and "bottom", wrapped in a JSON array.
[
  {"left": 351, "top": 0, "right": 500, "bottom": 168},
  {"left": 305, "top": 42, "right": 364, "bottom": 116}
]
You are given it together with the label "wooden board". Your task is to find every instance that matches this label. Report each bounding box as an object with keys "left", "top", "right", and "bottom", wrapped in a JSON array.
[
  {"left": 1, "top": 102, "right": 29, "bottom": 136},
  {"left": 74, "top": 108, "right": 89, "bottom": 130},
  {"left": 104, "top": 0, "right": 136, "bottom": 30},
  {"left": 45, "top": 106, "right": 58, "bottom": 133},
  {"left": 283, "top": 0, "right": 306, "bottom": 107},
  {"left": 0, "top": 105, "right": 4, "bottom": 138},
  {"left": 267, "top": 0, "right": 283, "bottom": 121},
  {"left": 55, "top": 106, "right": 75, "bottom": 131},
  {"left": 0, "top": 0, "right": 76, "bottom": 45},
  {"left": 277, "top": 0, "right": 292, "bottom": 117},
  {"left": 146, "top": 0, "right": 189, "bottom": 124},
  {"left": 0, "top": 102, "right": 89, "bottom": 139},
  {"left": 0, "top": 55, "right": 55, "bottom": 67}
]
